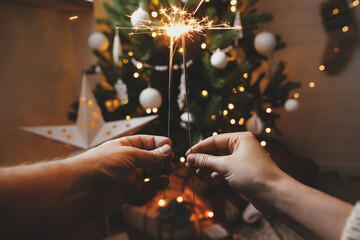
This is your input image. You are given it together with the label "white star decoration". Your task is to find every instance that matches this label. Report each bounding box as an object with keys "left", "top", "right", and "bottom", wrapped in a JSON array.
[{"left": 21, "top": 75, "right": 158, "bottom": 149}]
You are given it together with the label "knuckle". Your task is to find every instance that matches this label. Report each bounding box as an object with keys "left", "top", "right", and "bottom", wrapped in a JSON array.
[{"left": 198, "top": 154, "right": 209, "bottom": 168}]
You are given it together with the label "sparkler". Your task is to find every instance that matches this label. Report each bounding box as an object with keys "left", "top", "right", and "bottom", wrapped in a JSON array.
[{"left": 119, "top": 0, "right": 242, "bottom": 199}]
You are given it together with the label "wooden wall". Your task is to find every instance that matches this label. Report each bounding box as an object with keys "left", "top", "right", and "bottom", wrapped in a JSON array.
[{"left": 257, "top": 0, "right": 360, "bottom": 175}]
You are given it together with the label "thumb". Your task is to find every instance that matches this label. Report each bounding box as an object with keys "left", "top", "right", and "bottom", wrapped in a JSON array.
[
  {"left": 131, "top": 144, "right": 173, "bottom": 168},
  {"left": 187, "top": 153, "right": 225, "bottom": 173}
]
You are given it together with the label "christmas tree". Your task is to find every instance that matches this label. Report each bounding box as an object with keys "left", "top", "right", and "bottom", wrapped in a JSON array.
[{"left": 72, "top": 0, "right": 301, "bottom": 160}]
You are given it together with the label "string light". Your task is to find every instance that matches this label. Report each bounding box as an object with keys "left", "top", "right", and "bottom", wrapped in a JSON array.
[
  {"left": 230, "top": 6, "right": 236, "bottom": 12},
  {"left": 232, "top": 88, "right": 237, "bottom": 93},
  {"left": 205, "top": 0, "right": 210, "bottom": 2},
  {"left": 176, "top": 196, "right": 183, "bottom": 203},
  {"left": 211, "top": 115, "right": 216, "bottom": 120},
  {"left": 133, "top": 72, "right": 140, "bottom": 78},
  {"left": 294, "top": 93, "right": 300, "bottom": 99},
  {"left": 342, "top": 26, "right": 349, "bottom": 32},
  {"left": 178, "top": 47, "right": 184, "bottom": 53},
  {"left": 309, "top": 82, "right": 315, "bottom": 88},
  {"left": 126, "top": 115, "right": 131, "bottom": 120},
  {"left": 350, "top": 0, "right": 359, "bottom": 7},
  {"left": 265, "top": 127, "right": 271, "bottom": 133},
  {"left": 136, "top": 63, "right": 143, "bottom": 69},
  {"left": 158, "top": 199, "right": 166, "bottom": 207},
  {"left": 213, "top": 132, "right": 218, "bottom": 136},
  {"left": 266, "top": 108, "right": 272, "bottom": 113},
  {"left": 151, "top": 11, "right": 158, "bottom": 18},
  {"left": 128, "top": 51, "right": 134, "bottom": 56},
  {"left": 319, "top": 65, "right": 325, "bottom": 71},
  {"left": 228, "top": 103, "right": 234, "bottom": 110},
  {"left": 201, "top": 43, "right": 207, "bottom": 49},
  {"left": 238, "top": 86, "right": 245, "bottom": 92},
  {"left": 144, "top": 178, "right": 150, "bottom": 182},
  {"left": 69, "top": 16, "right": 78, "bottom": 20},
  {"left": 180, "top": 157, "right": 186, "bottom": 163},
  {"left": 152, "top": 108, "right": 158, "bottom": 113},
  {"left": 333, "top": 8, "right": 339, "bottom": 15},
  {"left": 230, "top": 119, "right": 236, "bottom": 125},
  {"left": 260, "top": 141, "right": 267, "bottom": 147},
  {"left": 243, "top": 73, "right": 248, "bottom": 79},
  {"left": 202, "top": 90, "right": 208, "bottom": 97},
  {"left": 206, "top": 211, "right": 214, "bottom": 218},
  {"left": 152, "top": 32, "right": 157, "bottom": 37},
  {"left": 333, "top": 47, "right": 340, "bottom": 53},
  {"left": 123, "top": 59, "right": 129, "bottom": 64},
  {"left": 146, "top": 108, "right": 152, "bottom": 114},
  {"left": 238, "top": 118, "right": 244, "bottom": 125},
  {"left": 230, "top": 0, "right": 237, "bottom": 5},
  {"left": 223, "top": 110, "right": 228, "bottom": 116}
]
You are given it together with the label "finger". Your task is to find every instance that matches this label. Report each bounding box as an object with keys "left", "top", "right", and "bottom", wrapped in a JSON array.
[
  {"left": 116, "top": 135, "right": 172, "bottom": 150},
  {"left": 130, "top": 144, "right": 174, "bottom": 168},
  {"left": 211, "top": 172, "right": 220, "bottom": 179},
  {"left": 187, "top": 153, "right": 225, "bottom": 173},
  {"left": 186, "top": 133, "right": 236, "bottom": 156}
]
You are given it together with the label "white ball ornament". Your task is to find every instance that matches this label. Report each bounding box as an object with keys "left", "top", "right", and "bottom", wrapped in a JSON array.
[
  {"left": 254, "top": 31, "right": 276, "bottom": 56},
  {"left": 180, "top": 112, "right": 194, "bottom": 130},
  {"left": 88, "top": 32, "right": 109, "bottom": 51},
  {"left": 210, "top": 48, "right": 228, "bottom": 69},
  {"left": 139, "top": 87, "right": 162, "bottom": 110},
  {"left": 131, "top": 7, "right": 150, "bottom": 27},
  {"left": 284, "top": 99, "right": 299, "bottom": 112},
  {"left": 246, "top": 113, "right": 264, "bottom": 135}
]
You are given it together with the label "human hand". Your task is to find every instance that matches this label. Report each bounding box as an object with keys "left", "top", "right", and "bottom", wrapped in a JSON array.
[
  {"left": 185, "top": 132, "right": 285, "bottom": 200},
  {"left": 71, "top": 135, "right": 174, "bottom": 216}
]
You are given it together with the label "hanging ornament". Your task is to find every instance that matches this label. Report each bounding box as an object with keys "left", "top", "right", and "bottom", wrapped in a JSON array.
[
  {"left": 177, "top": 69, "right": 186, "bottom": 110},
  {"left": 139, "top": 87, "right": 162, "bottom": 110},
  {"left": 284, "top": 99, "right": 299, "bottom": 112},
  {"left": 130, "top": 7, "right": 150, "bottom": 27},
  {"left": 254, "top": 31, "right": 276, "bottom": 56},
  {"left": 210, "top": 49, "right": 228, "bottom": 69},
  {"left": 180, "top": 112, "right": 194, "bottom": 130},
  {"left": 113, "top": 28, "right": 123, "bottom": 64},
  {"left": 114, "top": 79, "right": 128, "bottom": 105},
  {"left": 234, "top": 10, "right": 244, "bottom": 46},
  {"left": 246, "top": 113, "right": 264, "bottom": 135},
  {"left": 88, "top": 32, "right": 109, "bottom": 51}
]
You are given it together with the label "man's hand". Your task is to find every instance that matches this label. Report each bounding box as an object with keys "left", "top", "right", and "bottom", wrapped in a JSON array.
[
  {"left": 71, "top": 135, "right": 174, "bottom": 216},
  {"left": 185, "top": 132, "right": 283, "bottom": 199}
]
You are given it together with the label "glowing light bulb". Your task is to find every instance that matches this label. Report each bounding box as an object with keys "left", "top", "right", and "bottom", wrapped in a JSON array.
[
  {"left": 309, "top": 82, "right": 315, "bottom": 88},
  {"left": 206, "top": 211, "right": 214, "bottom": 218},
  {"left": 333, "top": 47, "right": 340, "bottom": 53},
  {"left": 319, "top": 65, "right": 325, "bottom": 71},
  {"left": 144, "top": 178, "right": 150, "bottom": 182},
  {"left": 158, "top": 199, "right": 166, "bottom": 207},
  {"left": 333, "top": 8, "right": 339, "bottom": 15},
  {"left": 238, "top": 86, "right": 245, "bottom": 92},
  {"left": 176, "top": 196, "right": 183, "bottom": 203},
  {"left": 223, "top": 110, "right": 228, "bottom": 116},
  {"left": 243, "top": 73, "right": 249, "bottom": 79},
  {"left": 294, "top": 93, "right": 300, "bottom": 99},
  {"left": 353, "top": 0, "right": 359, "bottom": 7},
  {"left": 202, "top": 90, "right": 208, "bottom": 97},
  {"left": 128, "top": 51, "right": 134, "bottom": 56},
  {"left": 134, "top": 72, "right": 140, "bottom": 78},
  {"left": 136, "top": 63, "right": 143, "bottom": 69},
  {"left": 265, "top": 128, "right": 271, "bottom": 133},
  {"left": 126, "top": 115, "right": 131, "bottom": 120},
  {"left": 260, "top": 141, "right": 267, "bottom": 147},
  {"left": 69, "top": 16, "right": 78, "bottom": 20},
  {"left": 266, "top": 108, "right": 272, "bottom": 113},
  {"left": 178, "top": 47, "right": 183, "bottom": 53},
  {"left": 342, "top": 26, "right": 349, "bottom": 32},
  {"left": 211, "top": 115, "right": 216, "bottom": 120},
  {"left": 201, "top": 43, "right": 207, "bottom": 49},
  {"left": 123, "top": 59, "right": 128, "bottom": 64},
  {"left": 151, "top": 11, "right": 158, "bottom": 18},
  {"left": 230, "top": 6, "right": 236, "bottom": 12},
  {"left": 180, "top": 157, "right": 186, "bottom": 163},
  {"left": 146, "top": 108, "right": 152, "bottom": 114},
  {"left": 213, "top": 132, "right": 218, "bottom": 136},
  {"left": 238, "top": 118, "right": 244, "bottom": 125},
  {"left": 228, "top": 103, "right": 234, "bottom": 110},
  {"left": 230, "top": 0, "right": 237, "bottom": 5},
  {"left": 152, "top": 108, "right": 158, "bottom": 113},
  {"left": 152, "top": 32, "right": 157, "bottom": 38},
  {"left": 230, "top": 119, "right": 236, "bottom": 125}
]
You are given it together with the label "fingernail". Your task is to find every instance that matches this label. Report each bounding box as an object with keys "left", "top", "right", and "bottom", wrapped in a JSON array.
[
  {"left": 159, "top": 144, "right": 171, "bottom": 154},
  {"left": 187, "top": 155, "right": 195, "bottom": 165}
]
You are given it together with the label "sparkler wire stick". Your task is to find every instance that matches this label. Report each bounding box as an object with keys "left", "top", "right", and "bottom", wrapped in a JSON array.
[{"left": 164, "top": 36, "right": 175, "bottom": 198}]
